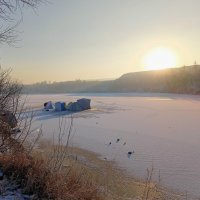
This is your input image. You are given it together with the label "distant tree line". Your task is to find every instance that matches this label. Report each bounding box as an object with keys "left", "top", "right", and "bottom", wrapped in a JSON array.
[{"left": 24, "top": 65, "right": 200, "bottom": 94}]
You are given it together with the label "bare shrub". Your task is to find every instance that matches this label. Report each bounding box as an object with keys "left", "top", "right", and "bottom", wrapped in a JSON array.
[
  {"left": 47, "top": 116, "right": 74, "bottom": 172},
  {"left": 0, "top": 68, "right": 33, "bottom": 153},
  {"left": 0, "top": 68, "right": 24, "bottom": 152}
]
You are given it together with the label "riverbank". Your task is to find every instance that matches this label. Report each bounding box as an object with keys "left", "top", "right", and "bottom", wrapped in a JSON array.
[
  {"left": 37, "top": 141, "right": 144, "bottom": 199},
  {"left": 0, "top": 139, "right": 185, "bottom": 199},
  {"left": 34, "top": 140, "right": 184, "bottom": 200}
]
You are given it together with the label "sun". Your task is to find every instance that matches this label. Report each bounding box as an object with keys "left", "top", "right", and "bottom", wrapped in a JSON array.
[{"left": 143, "top": 47, "right": 177, "bottom": 70}]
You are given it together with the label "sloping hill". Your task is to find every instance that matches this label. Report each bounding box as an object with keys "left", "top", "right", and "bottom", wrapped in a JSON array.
[{"left": 115, "top": 65, "right": 200, "bottom": 93}]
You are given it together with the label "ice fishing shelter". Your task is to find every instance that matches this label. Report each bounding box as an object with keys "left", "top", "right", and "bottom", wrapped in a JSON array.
[
  {"left": 55, "top": 102, "right": 66, "bottom": 111},
  {"left": 67, "top": 98, "right": 91, "bottom": 112},
  {"left": 44, "top": 101, "right": 53, "bottom": 110},
  {"left": 77, "top": 98, "right": 91, "bottom": 110},
  {"left": 67, "top": 102, "right": 81, "bottom": 112}
]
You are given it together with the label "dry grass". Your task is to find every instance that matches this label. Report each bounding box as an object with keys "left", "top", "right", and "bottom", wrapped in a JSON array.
[
  {"left": 0, "top": 151, "right": 103, "bottom": 200},
  {"left": 34, "top": 142, "right": 183, "bottom": 200},
  {"left": 35, "top": 142, "right": 142, "bottom": 199},
  {"left": 0, "top": 141, "right": 184, "bottom": 200}
]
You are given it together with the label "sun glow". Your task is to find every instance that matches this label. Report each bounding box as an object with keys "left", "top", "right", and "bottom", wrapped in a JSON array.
[{"left": 143, "top": 47, "right": 177, "bottom": 70}]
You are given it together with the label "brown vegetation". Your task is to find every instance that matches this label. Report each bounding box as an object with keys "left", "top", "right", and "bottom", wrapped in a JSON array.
[{"left": 0, "top": 151, "right": 102, "bottom": 200}]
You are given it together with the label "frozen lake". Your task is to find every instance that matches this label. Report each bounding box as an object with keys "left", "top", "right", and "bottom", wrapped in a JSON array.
[{"left": 24, "top": 93, "right": 200, "bottom": 199}]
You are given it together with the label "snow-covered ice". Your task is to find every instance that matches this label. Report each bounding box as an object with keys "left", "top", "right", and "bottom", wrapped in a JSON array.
[{"left": 24, "top": 93, "right": 200, "bottom": 199}]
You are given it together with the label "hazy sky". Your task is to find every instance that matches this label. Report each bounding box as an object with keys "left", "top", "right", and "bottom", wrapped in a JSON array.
[{"left": 1, "top": 0, "right": 200, "bottom": 84}]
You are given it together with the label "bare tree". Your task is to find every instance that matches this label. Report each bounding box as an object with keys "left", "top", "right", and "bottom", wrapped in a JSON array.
[
  {"left": 0, "top": 0, "right": 42, "bottom": 45},
  {"left": 0, "top": 0, "right": 44, "bottom": 152}
]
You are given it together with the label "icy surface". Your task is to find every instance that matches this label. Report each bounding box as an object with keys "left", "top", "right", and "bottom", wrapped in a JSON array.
[{"left": 24, "top": 93, "right": 200, "bottom": 199}]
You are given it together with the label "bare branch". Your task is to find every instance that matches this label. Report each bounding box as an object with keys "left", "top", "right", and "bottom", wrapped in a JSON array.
[
  {"left": 0, "top": 0, "right": 42, "bottom": 21},
  {"left": 0, "top": 0, "right": 43, "bottom": 45}
]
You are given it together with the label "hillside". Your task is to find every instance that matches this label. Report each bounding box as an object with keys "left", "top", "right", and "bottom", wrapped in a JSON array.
[{"left": 24, "top": 65, "right": 200, "bottom": 94}]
